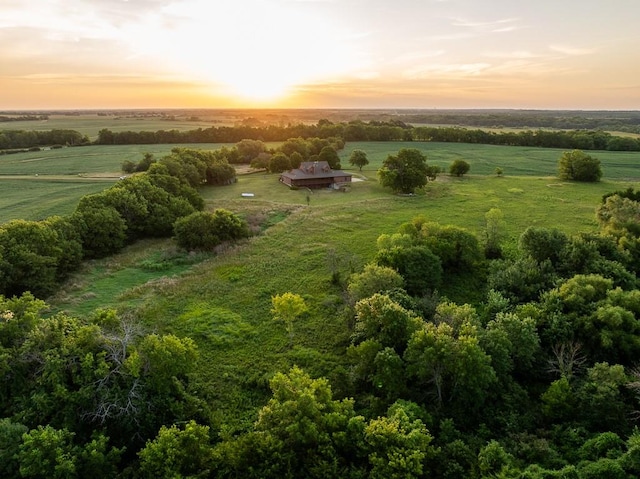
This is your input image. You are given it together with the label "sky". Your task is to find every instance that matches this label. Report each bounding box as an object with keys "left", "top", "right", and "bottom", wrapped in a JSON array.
[{"left": 1, "top": 0, "right": 639, "bottom": 110}]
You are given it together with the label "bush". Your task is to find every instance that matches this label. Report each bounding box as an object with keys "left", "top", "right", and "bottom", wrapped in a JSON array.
[
  {"left": 449, "top": 159, "right": 470, "bottom": 177},
  {"left": 174, "top": 209, "right": 249, "bottom": 251},
  {"left": 558, "top": 150, "right": 602, "bottom": 182}
]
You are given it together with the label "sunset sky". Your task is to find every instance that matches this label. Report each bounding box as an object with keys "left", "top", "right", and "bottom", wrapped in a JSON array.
[{"left": 2, "top": 0, "right": 639, "bottom": 110}]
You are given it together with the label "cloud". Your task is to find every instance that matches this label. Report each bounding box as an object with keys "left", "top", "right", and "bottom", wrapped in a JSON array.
[
  {"left": 483, "top": 50, "right": 543, "bottom": 60},
  {"left": 451, "top": 17, "right": 520, "bottom": 29},
  {"left": 549, "top": 44, "right": 597, "bottom": 56},
  {"left": 403, "top": 62, "right": 492, "bottom": 79}
]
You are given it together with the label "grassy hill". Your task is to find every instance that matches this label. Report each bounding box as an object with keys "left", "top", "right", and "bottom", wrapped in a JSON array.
[{"left": 44, "top": 144, "right": 637, "bottom": 428}]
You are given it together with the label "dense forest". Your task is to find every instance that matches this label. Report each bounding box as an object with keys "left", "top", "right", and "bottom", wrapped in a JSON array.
[{"left": 2, "top": 129, "right": 640, "bottom": 476}]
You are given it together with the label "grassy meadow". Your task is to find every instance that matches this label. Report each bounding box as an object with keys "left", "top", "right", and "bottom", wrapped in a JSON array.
[
  {"left": 31, "top": 140, "right": 637, "bottom": 428},
  {"left": 2, "top": 131, "right": 638, "bottom": 426}
]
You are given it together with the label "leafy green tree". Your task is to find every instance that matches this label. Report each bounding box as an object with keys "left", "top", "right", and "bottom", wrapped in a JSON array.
[
  {"left": 481, "top": 312, "right": 540, "bottom": 381},
  {"left": 138, "top": 420, "right": 214, "bottom": 478},
  {"left": 18, "top": 425, "right": 79, "bottom": 478},
  {"left": 0, "top": 418, "right": 28, "bottom": 477},
  {"left": 70, "top": 206, "right": 127, "bottom": 259},
  {"left": 318, "top": 145, "right": 341, "bottom": 169},
  {"left": 352, "top": 293, "right": 423, "bottom": 353},
  {"left": 425, "top": 164, "right": 441, "bottom": 181},
  {"left": 488, "top": 257, "right": 557, "bottom": 303},
  {"left": 577, "top": 363, "right": 629, "bottom": 433},
  {"left": 519, "top": 226, "right": 569, "bottom": 267},
  {"left": 596, "top": 193, "right": 640, "bottom": 236},
  {"left": 18, "top": 426, "right": 122, "bottom": 479},
  {"left": 378, "top": 148, "right": 429, "bottom": 194},
  {"left": 0, "top": 219, "right": 66, "bottom": 297},
  {"left": 349, "top": 149, "right": 369, "bottom": 171},
  {"left": 477, "top": 440, "right": 517, "bottom": 478},
  {"left": 268, "top": 152, "right": 292, "bottom": 173},
  {"left": 289, "top": 151, "right": 304, "bottom": 169},
  {"left": 484, "top": 208, "right": 507, "bottom": 259},
  {"left": 206, "top": 160, "right": 236, "bottom": 185},
  {"left": 375, "top": 245, "right": 443, "bottom": 296},
  {"left": 271, "top": 292, "right": 308, "bottom": 344},
  {"left": 404, "top": 319, "right": 496, "bottom": 416},
  {"left": 279, "top": 137, "right": 310, "bottom": 159},
  {"left": 418, "top": 222, "right": 482, "bottom": 273},
  {"left": 173, "top": 209, "right": 248, "bottom": 251},
  {"left": 235, "top": 139, "right": 265, "bottom": 163},
  {"left": 449, "top": 159, "right": 470, "bottom": 177},
  {"left": 347, "top": 263, "right": 405, "bottom": 305},
  {"left": 364, "top": 403, "right": 436, "bottom": 479},
  {"left": 558, "top": 149, "right": 602, "bottom": 182},
  {"left": 214, "top": 366, "right": 367, "bottom": 478}
]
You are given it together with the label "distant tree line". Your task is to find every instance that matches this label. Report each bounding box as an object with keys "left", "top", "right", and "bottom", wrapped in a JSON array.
[
  {"left": 400, "top": 110, "right": 640, "bottom": 133},
  {"left": 0, "top": 129, "right": 89, "bottom": 150},
  {"left": 3, "top": 120, "right": 640, "bottom": 151},
  {"left": 87, "top": 122, "right": 640, "bottom": 152},
  {"left": 0, "top": 114, "right": 48, "bottom": 122}
]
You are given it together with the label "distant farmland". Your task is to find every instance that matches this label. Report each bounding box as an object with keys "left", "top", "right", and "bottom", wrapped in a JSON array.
[{"left": 0, "top": 141, "right": 638, "bottom": 224}]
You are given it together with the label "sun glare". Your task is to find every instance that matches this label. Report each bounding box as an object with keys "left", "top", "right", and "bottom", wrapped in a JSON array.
[{"left": 124, "top": 0, "right": 362, "bottom": 105}]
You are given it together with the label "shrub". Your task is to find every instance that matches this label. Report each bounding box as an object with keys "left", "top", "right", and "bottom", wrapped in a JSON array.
[
  {"left": 558, "top": 150, "right": 602, "bottom": 182},
  {"left": 449, "top": 159, "right": 470, "bottom": 177},
  {"left": 174, "top": 209, "right": 248, "bottom": 251}
]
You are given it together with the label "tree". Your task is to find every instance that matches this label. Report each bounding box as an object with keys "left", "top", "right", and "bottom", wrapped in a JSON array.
[
  {"left": 0, "top": 219, "right": 64, "bottom": 298},
  {"left": 449, "top": 159, "right": 470, "bottom": 177},
  {"left": 484, "top": 208, "right": 506, "bottom": 259},
  {"left": 519, "top": 226, "right": 569, "bottom": 267},
  {"left": 70, "top": 206, "right": 127, "bottom": 259},
  {"left": 318, "top": 145, "right": 341, "bottom": 169},
  {"left": 558, "top": 149, "right": 602, "bottom": 182},
  {"left": 214, "top": 366, "right": 366, "bottom": 478},
  {"left": 418, "top": 222, "right": 482, "bottom": 273},
  {"left": 378, "top": 148, "right": 429, "bottom": 194},
  {"left": 268, "top": 152, "right": 292, "bottom": 173},
  {"left": 351, "top": 293, "right": 423, "bottom": 352},
  {"left": 271, "top": 292, "right": 308, "bottom": 344},
  {"left": 404, "top": 320, "right": 496, "bottom": 414},
  {"left": 375, "top": 245, "right": 443, "bottom": 296},
  {"left": 235, "top": 139, "right": 265, "bottom": 163},
  {"left": 347, "top": 263, "right": 405, "bottom": 305},
  {"left": 364, "top": 403, "right": 436, "bottom": 479},
  {"left": 349, "top": 149, "right": 369, "bottom": 171},
  {"left": 138, "top": 421, "right": 214, "bottom": 478},
  {"left": 173, "top": 209, "right": 248, "bottom": 251}
]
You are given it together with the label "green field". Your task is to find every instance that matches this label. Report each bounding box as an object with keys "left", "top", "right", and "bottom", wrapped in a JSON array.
[
  {"left": 1, "top": 114, "right": 222, "bottom": 141},
  {"left": 0, "top": 138, "right": 625, "bottom": 430},
  {"left": 0, "top": 143, "right": 225, "bottom": 221},
  {"left": 1, "top": 141, "right": 639, "bottom": 223}
]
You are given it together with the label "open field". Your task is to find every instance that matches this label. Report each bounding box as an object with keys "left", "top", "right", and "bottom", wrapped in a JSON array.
[
  {"left": 17, "top": 139, "right": 631, "bottom": 429},
  {"left": 0, "top": 177, "right": 118, "bottom": 222},
  {"left": 1, "top": 141, "right": 639, "bottom": 224},
  {"left": 0, "top": 143, "right": 230, "bottom": 176},
  {"left": 1, "top": 113, "right": 223, "bottom": 141},
  {"left": 48, "top": 171, "right": 635, "bottom": 427}
]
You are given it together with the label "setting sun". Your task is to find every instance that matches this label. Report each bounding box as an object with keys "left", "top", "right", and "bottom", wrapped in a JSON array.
[{"left": 121, "top": 0, "right": 364, "bottom": 105}]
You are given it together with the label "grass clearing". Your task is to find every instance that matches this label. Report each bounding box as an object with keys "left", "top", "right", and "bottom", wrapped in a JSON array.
[
  {"left": 48, "top": 172, "right": 634, "bottom": 427},
  {"left": 4, "top": 139, "right": 634, "bottom": 429}
]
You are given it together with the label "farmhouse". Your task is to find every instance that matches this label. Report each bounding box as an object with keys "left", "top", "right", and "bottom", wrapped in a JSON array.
[{"left": 280, "top": 161, "right": 352, "bottom": 189}]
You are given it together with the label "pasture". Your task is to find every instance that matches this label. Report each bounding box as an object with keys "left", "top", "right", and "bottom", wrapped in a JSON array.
[
  {"left": 1, "top": 140, "right": 639, "bottom": 223},
  {"left": 1, "top": 113, "right": 222, "bottom": 141},
  {"left": 22, "top": 139, "right": 634, "bottom": 428}
]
